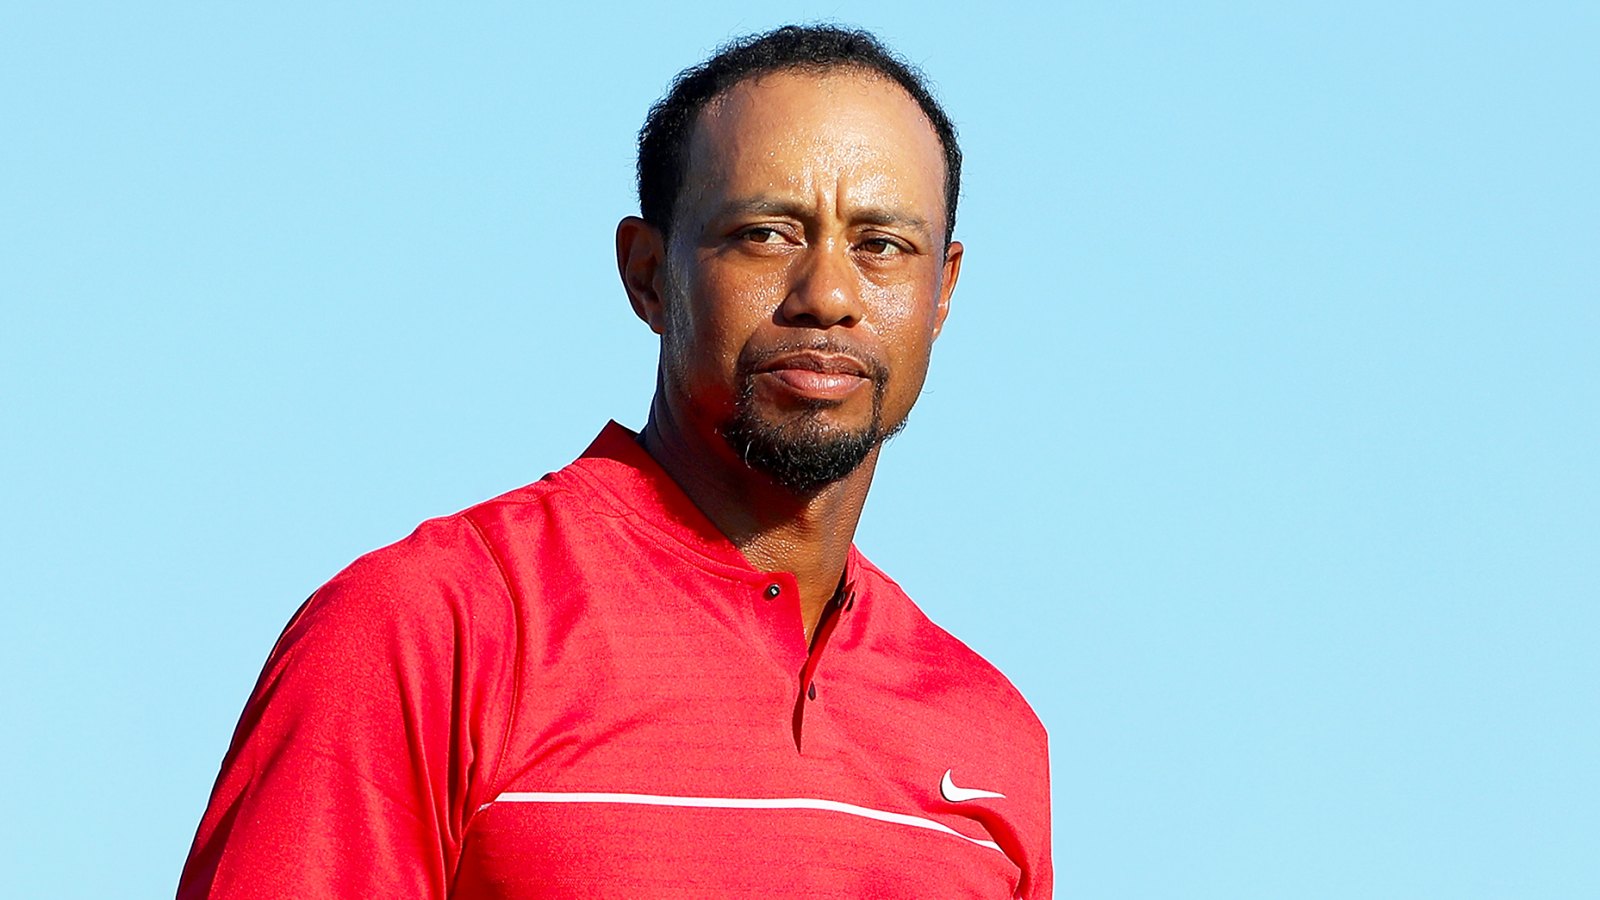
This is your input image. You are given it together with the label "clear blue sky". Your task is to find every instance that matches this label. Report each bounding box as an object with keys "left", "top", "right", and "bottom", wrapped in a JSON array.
[{"left": 2, "top": 2, "right": 1596, "bottom": 897}]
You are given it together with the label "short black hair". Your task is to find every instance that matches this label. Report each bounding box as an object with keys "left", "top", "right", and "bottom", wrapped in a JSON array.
[{"left": 637, "top": 25, "right": 962, "bottom": 245}]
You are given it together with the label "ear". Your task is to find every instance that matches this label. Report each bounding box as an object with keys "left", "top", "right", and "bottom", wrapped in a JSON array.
[
  {"left": 616, "top": 216, "right": 669, "bottom": 334},
  {"left": 932, "top": 240, "right": 962, "bottom": 340}
]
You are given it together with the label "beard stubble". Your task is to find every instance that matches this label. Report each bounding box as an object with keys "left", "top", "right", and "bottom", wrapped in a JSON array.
[{"left": 718, "top": 338, "right": 904, "bottom": 493}]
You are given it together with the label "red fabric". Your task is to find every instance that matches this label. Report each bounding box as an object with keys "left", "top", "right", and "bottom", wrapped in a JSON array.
[{"left": 179, "top": 423, "right": 1051, "bottom": 898}]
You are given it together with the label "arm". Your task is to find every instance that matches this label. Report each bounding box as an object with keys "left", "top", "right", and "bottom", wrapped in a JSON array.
[{"left": 177, "top": 517, "right": 515, "bottom": 898}]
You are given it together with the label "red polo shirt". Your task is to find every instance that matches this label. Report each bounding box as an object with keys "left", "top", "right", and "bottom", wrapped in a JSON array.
[{"left": 180, "top": 423, "right": 1052, "bottom": 898}]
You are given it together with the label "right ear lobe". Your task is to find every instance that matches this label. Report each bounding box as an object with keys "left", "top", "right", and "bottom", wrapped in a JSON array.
[{"left": 616, "top": 216, "right": 669, "bottom": 334}]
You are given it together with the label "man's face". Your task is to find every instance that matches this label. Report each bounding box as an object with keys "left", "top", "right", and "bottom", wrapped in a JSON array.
[{"left": 653, "top": 68, "right": 961, "bottom": 491}]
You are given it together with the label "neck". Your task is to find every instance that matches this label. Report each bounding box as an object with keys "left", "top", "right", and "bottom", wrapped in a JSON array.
[{"left": 639, "top": 394, "right": 876, "bottom": 640}]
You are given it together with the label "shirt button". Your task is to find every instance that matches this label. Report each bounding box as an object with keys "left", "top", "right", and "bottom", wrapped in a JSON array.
[{"left": 764, "top": 583, "right": 781, "bottom": 600}]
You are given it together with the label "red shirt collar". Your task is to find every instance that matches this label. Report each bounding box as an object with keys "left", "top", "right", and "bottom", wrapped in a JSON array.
[{"left": 568, "top": 421, "right": 861, "bottom": 589}]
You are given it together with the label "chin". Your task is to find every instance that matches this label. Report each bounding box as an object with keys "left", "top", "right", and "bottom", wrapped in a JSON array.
[{"left": 720, "top": 404, "right": 905, "bottom": 493}]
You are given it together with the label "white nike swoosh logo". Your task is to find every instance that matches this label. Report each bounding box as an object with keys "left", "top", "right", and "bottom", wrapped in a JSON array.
[{"left": 940, "top": 769, "right": 1005, "bottom": 803}]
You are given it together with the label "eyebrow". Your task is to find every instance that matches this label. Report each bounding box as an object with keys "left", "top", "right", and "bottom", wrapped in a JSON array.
[{"left": 713, "top": 196, "right": 932, "bottom": 236}]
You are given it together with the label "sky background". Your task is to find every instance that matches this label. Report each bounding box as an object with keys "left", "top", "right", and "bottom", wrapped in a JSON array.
[{"left": 2, "top": 2, "right": 1596, "bottom": 897}]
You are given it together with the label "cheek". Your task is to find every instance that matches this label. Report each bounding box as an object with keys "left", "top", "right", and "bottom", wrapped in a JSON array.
[
  {"left": 686, "top": 263, "right": 790, "bottom": 347},
  {"left": 866, "top": 281, "right": 940, "bottom": 358},
  {"left": 658, "top": 277, "right": 724, "bottom": 400},
  {"left": 661, "top": 266, "right": 780, "bottom": 395},
  {"left": 863, "top": 281, "right": 941, "bottom": 416}
]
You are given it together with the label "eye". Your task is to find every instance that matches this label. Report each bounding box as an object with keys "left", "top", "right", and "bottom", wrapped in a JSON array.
[
  {"left": 738, "top": 227, "right": 786, "bottom": 244},
  {"left": 858, "top": 237, "right": 906, "bottom": 257}
]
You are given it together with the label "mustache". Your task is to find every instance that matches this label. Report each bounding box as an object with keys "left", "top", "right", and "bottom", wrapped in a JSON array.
[{"left": 735, "top": 337, "right": 890, "bottom": 386}]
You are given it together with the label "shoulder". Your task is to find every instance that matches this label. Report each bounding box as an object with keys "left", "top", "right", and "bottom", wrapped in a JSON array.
[
  {"left": 273, "top": 512, "right": 510, "bottom": 695},
  {"left": 292, "top": 452, "right": 647, "bottom": 668},
  {"left": 850, "top": 551, "right": 1049, "bottom": 749},
  {"left": 321, "top": 459, "right": 609, "bottom": 613},
  {"left": 248, "top": 479, "right": 597, "bottom": 775}
]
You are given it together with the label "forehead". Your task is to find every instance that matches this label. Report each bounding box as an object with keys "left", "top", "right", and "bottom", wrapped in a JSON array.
[{"left": 680, "top": 69, "right": 947, "bottom": 228}]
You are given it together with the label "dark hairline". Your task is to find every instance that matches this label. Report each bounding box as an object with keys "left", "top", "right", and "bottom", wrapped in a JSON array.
[
  {"left": 636, "top": 26, "right": 962, "bottom": 247},
  {"left": 683, "top": 66, "right": 948, "bottom": 239}
]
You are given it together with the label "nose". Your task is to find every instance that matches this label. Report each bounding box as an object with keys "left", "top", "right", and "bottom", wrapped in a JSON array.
[{"left": 778, "top": 242, "right": 862, "bottom": 329}]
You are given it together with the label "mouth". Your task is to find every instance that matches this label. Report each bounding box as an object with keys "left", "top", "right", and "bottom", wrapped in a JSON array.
[
  {"left": 754, "top": 351, "right": 874, "bottom": 402},
  {"left": 757, "top": 352, "right": 871, "bottom": 378}
]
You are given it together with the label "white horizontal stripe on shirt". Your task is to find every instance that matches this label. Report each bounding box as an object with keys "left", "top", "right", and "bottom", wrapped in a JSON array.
[{"left": 485, "top": 790, "right": 1004, "bottom": 853}]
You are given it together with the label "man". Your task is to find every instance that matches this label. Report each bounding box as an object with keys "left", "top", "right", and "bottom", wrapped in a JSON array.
[{"left": 179, "top": 24, "right": 1051, "bottom": 899}]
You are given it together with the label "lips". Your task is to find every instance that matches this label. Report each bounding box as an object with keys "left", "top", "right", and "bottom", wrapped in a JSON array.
[
  {"left": 756, "top": 352, "right": 870, "bottom": 378},
  {"left": 754, "top": 351, "right": 874, "bottom": 401}
]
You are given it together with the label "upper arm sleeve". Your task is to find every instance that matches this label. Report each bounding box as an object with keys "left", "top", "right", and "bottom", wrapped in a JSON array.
[{"left": 177, "top": 517, "right": 516, "bottom": 899}]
